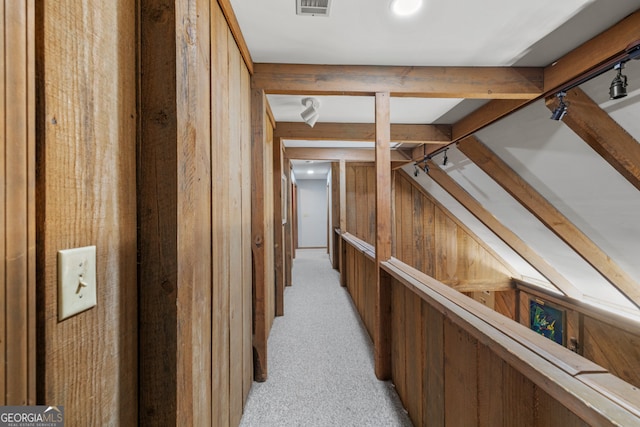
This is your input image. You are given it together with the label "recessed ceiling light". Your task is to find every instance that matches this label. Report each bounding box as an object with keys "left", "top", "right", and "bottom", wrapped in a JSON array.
[
  {"left": 390, "top": 0, "right": 422, "bottom": 16},
  {"left": 307, "top": 170, "right": 314, "bottom": 175}
]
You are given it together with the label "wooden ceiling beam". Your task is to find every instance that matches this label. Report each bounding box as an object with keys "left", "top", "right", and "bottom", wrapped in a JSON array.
[
  {"left": 544, "top": 10, "right": 640, "bottom": 94},
  {"left": 284, "top": 147, "right": 409, "bottom": 162},
  {"left": 426, "top": 161, "right": 582, "bottom": 299},
  {"left": 274, "top": 122, "right": 451, "bottom": 143},
  {"left": 252, "top": 63, "right": 543, "bottom": 99},
  {"left": 452, "top": 99, "right": 530, "bottom": 142},
  {"left": 410, "top": 144, "right": 448, "bottom": 162},
  {"left": 546, "top": 87, "right": 640, "bottom": 192},
  {"left": 458, "top": 136, "right": 640, "bottom": 309}
]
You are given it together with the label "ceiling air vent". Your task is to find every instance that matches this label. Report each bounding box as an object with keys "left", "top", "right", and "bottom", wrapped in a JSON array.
[{"left": 297, "top": 0, "right": 331, "bottom": 17}]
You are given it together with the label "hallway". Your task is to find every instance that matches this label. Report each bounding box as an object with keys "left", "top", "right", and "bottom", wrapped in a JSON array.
[{"left": 240, "top": 249, "right": 412, "bottom": 427}]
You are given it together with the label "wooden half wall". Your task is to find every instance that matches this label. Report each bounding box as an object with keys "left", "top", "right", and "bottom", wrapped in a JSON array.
[
  {"left": 1, "top": 0, "right": 36, "bottom": 406},
  {"left": 341, "top": 163, "right": 514, "bottom": 299},
  {"left": 341, "top": 237, "right": 640, "bottom": 425},
  {"left": 139, "top": 1, "right": 252, "bottom": 425},
  {"left": 492, "top": 283, "right": 640, "bottom": 390}
]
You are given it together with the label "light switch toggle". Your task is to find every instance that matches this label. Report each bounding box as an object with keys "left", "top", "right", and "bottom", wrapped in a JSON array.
[
  {"left": 76, "top": 279, "right": 88, "bottom": 294},
  {"left": 58, "top": 246, "right": 97, "bottom": 320}
]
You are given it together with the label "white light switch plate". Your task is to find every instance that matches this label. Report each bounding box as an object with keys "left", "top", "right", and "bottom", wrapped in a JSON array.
[{"left": 58, "top": 246, "right": 97, "bottom": 320}]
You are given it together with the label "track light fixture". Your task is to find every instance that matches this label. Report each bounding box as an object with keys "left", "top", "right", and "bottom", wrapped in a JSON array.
[
  {"left": 413, "top": 145, "right": 453, "bottom": 177},
  {"left": 300, "top": 97, "right": 320, "bottom": 127},
  {"left": 609, "top": 62, "right": 628, "bottom": 100},
  {"left": 550, "top": 92, "right": 568, "bottom": 121}
]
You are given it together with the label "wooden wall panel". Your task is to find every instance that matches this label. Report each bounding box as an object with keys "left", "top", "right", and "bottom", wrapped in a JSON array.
[
  {"left": 211, "top": 3, "right": 230, "bottom": 423},
  {"left": 583, "top": 316, "right": 640, "bottom": 388},
  {"left": 138, "top": 1, "right": 253, "bottom": 424},
  {"left": 251, "top": 88, "right": 276, "bottom": 381},
  {"left": 423, "top": 301, "right": 444, "bottom": 426},
  {"left": 344, "top": 164, "right": 376, "bottom": 245},
  {"left": 391, "top": 281, "right": 407, "bottom": 405},
  {"left": 343, "top": 241, "right": 376, "bottom": 340},
  {"left": 2, "top": 0, "right": 36, "bottom": 405},
  {"left": 241, "top": 40, "right": 254, "bottom": 406},
  {"left": 228, "top": 31, "right": 246, "bottom": 427},
  {"left": 502, "top": 288, "right": 640, "bottom": 390},
  {"left": 343, "top": 241, "right": 640, "bottom": 425},
  {"left": 536, "top": 388, "right": 589, "bottom": 427},
  {"left": 495, "top": 289, "right": 517, "bottom": 319},
  {"left": 502, "top": 360, "right": 535, "bottom": 426},
  {"left": 444, "top": 319, "right": 478, "bottom": 426},
  {"left": 389, "top": 272, "right": 639, "bottom": 426},
  {"left": 393, "top": 172, "right": 511, "bottom": 292},
  {"left": 404, "top": 286, "right": 423, "bottom": 426},
  {"left": 265, "top": 118, "right": 276, "bottom": 335},
  {"left": 37, "top": 0, "right": 137, "bottom": 424},
  {"left": 478, "top": 344, "right": 505, "bottom": 426}
]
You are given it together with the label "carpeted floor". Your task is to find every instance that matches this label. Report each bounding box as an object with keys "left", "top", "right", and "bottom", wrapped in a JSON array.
[{"left": 239, "top": 249, "right": 413, "bottom": 427}]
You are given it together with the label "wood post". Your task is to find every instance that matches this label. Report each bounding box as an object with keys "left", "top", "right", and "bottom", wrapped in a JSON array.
[
  {"left": 374, "top": 92, "right": 392, "bottom": 379},
  {"left": 339, "top": 159, "right": 347, "bottom": 286},
  {"left": 273, "top": 136, "right": 284, "bottom": 316},
  {"left": 251, "top": 88, "right": 268, "bottom": 381}
]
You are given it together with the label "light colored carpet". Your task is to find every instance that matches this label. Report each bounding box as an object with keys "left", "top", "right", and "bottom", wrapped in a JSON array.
[{"left": 239, "top": 249, "right": 413, "bottom": 427}]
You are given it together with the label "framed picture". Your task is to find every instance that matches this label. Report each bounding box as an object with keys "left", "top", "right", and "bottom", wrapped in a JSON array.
[{"left": 529, "top": 299, "right": 564, "bottom": 345}]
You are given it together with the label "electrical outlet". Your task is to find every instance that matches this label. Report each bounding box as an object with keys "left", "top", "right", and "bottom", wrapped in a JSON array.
[{"left": 57, "top": 246, "right": 97, "bottom": 320}]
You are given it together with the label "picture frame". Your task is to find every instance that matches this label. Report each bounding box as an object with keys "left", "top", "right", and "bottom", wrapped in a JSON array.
[{"left": 529, "top": 299, "right": 565, "bottom": 345}]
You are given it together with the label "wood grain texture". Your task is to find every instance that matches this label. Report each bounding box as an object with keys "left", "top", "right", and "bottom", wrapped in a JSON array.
[
  {"left": 478, "top": 344, "right": 505, "bottom": 427},
  {"left": 423, "top": 301, "right": 444, "bottom": 426},
  {"left": 285, "top": 147, "right": 409, "bottom": 162},
  {"left": 2, "top": 0, "right": 36, "bottom": 405},
  {"left": 241, "top": 52, "right": 254, "bottom": 406},
  {"left": 582, "top": 316, "right": 640, "bottom": 388},
  {"left": 0, "top": 1, "right": 5, "bottom": 403},
  {"left": 394, "top": 171, "right": 514, "bottom": 294},
  {"left": 252, "top": 63, "right": 544, "bottom": 98},
  {"left": 391, "top": 280, "right": 407, "bottom": 403},
  {"left": 216, "top": 0, "right": 253, "bottom": 74},
  {"left": 382, "top": 261, "right": 640, "bottom": 426},
  {"left": 138, "top": 2, "right": 253, "bottom": 424},
  {"left": 283, "top": 158, "right": 294, "bottom": 287},
  {"left": 228, "top": 31, "right": 245, "bottom": 427},
  {"left": 536, "top": 387, "right": 589, "bottom": 427},
  {"left": 444, "top": 319, "right": 478, "bottom": 426},
  {"left": 274, "top": 122, "right": 451, "bottom": 143},
  {"left": 210, "top": 3, "right": 230, "bottom": 423},
  {"left": 404, "top": 287, "right": 422, "bottom": 426},
  {"left": 251, "top": 88, "right": 269, "bottom": 381},
  {"left": 251, "top": 88, "right": 276, "bottom": 382},
  {"left": 38, "top": 0, "right": 137, "bottom": 424},
  {"left": 374, "top": 93, "right": 393, "bottom": 379},
  {"left": 272, "top": 136, "right": 284, "bottom": 317},
  {"left": 330, "top": 163, "right": 340, "bottom": 268}
]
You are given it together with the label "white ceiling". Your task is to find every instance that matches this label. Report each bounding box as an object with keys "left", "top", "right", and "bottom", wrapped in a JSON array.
[{"left": 229, "top": 0, "right": 640, "bottom": 316}]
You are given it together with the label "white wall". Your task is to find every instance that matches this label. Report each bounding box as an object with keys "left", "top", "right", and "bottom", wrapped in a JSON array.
[{"left": 297, "top": 179, "right": 328, "bottom": 248}]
